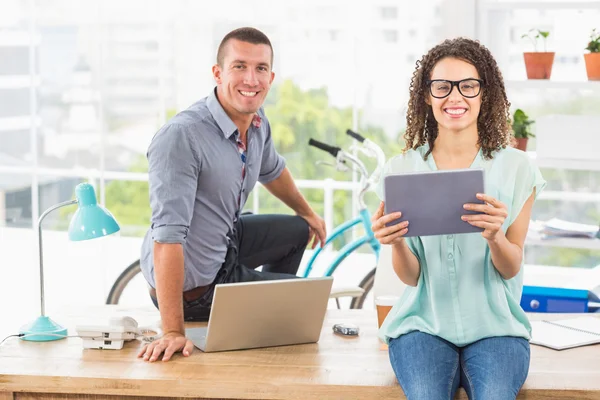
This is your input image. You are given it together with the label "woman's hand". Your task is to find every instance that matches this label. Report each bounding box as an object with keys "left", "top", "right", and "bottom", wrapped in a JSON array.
[
  {"left": 371, "top": 201, "right": 409, "bottom": 245},
  {"left": 462, "top": 193, "right": 508, "bottom": 242}
]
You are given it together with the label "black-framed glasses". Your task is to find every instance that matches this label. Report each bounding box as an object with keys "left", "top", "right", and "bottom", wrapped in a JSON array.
[{"left": 426, "top": 79, "right": 484, "bottom": 99}]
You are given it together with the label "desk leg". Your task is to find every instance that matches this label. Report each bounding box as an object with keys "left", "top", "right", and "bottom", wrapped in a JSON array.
[{"left": 0, "top": 393, "right": 14, "bottom": 400}]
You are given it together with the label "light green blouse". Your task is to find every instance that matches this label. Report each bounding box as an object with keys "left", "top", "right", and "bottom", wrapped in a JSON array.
[{"left": 377, "top": 144, "right": 546, "bottom": 346}]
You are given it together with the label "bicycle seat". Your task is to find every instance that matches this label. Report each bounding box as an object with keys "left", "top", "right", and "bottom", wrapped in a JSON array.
[{"left": 329, "top": 286, "right": 365, "bottom": 299}]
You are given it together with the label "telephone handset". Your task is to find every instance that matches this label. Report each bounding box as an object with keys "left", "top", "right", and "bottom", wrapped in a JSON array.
[{"left": 75, "top": 316, "right": 162, "bottom": 350}]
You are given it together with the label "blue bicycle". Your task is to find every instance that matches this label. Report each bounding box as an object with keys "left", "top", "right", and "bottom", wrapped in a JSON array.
[
  {"left": 301, "top": 129, "right": 385, "bottom": 308},
  {"left": 106, "top": 129, "right": 385, "bottom": 309}
]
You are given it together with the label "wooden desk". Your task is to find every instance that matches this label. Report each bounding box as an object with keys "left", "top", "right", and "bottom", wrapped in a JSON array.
[{"left": 0, "top": 307, "right": 599, "bottom": 400}]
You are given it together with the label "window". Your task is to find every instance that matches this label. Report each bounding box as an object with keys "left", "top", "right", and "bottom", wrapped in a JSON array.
[
  {"left": 379, "top": 6, "right": 398, "bottom": 20},
  {"left": 0, "top": 88, "right": 29, "bottom": 117},
  {"left": 478, "top": 1, "right": 600, "bottom": 269},
  {"left": 0, "top": 0, "right": 448, "bottom": 322},
  {"left": 0, "top": 47, "right": 30, "bottom": 74},
  {"left": 382, "top": 29, "right": 398, "bottom": 43}
]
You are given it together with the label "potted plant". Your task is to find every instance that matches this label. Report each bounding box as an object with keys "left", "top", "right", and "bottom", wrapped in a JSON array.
[
  {"left": 521, "top": 29, "right": 555, "bottom": 79},
  {"left": 584, "top": 28, "right": 600, "bottom": 80},
  {"left": 511, "top": 109, "right": 535, "bottom": 151}
]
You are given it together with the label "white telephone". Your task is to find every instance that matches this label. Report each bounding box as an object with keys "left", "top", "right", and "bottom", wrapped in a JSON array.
[{"left": 75, "top": 316, "right": 161, "bottom": 350}]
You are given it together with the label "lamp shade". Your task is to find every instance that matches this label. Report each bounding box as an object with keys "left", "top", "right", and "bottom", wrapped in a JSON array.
[{"left": 68, "top": 183, "right": 120, "bottom": 241}]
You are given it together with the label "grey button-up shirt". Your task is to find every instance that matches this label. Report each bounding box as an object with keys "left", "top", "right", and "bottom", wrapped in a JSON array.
[{"left": 140, "top": 88, "right": 286, "bottom": 290}]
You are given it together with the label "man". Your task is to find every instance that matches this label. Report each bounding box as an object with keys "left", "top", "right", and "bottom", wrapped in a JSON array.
[{"left": 136, "top": 27, "right": 327, "bottom": 363}]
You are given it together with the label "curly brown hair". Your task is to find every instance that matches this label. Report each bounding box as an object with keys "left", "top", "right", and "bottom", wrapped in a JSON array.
[{"left": 403, "top": 37, "right": 512, "bottom": 160}]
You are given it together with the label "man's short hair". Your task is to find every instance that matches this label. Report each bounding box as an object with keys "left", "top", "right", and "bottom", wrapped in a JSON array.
[{"left": 217, "top": 27, "right": 274, "bottom": 68}]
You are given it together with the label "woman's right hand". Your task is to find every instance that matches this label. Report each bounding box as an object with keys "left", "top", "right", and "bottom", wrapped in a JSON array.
[{"left": 371, "top": 201, "right": 409, "bottom": 245}]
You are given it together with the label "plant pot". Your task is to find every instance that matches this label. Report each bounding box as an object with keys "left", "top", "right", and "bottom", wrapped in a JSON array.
[
  {"left": 523, "top": 52, "right": 555, "bottom": 79},
  {"left": 584, "top": 53, "right": 600, "bottom": 81},
  {"left": 513, "top": 138, "right": 529, "bottom": 151}
]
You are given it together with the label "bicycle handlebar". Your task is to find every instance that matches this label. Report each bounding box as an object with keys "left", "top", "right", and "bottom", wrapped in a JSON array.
[
  {"left": 309, "top": 129, "right": 387, "bottom": 210},
  {"left": 346, "top": 129, "right": 365, "bottom": 143},
  {"left": 308, "top": 138, "right": 341, "bottom": 158},
  {"left": 362, "top": 138, "right": 386, "bottom": 188},
  {"left": 346, "top": 130, "right": 386, "bottom": 187}
]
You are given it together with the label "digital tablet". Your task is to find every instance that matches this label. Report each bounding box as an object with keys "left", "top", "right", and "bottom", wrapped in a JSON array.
[{"left": 383, "top": 168, "right": 485, "bottom": 237}]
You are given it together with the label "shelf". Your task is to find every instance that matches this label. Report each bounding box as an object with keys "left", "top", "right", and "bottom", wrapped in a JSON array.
[
  {"left": 527, "top": 152, "right": 600, "bottom": 171},
  {"left": 524, "top": 264, "right": 600, "bottom": 290},
  {"left": 526, "top": 236, "right": 600, "bottom": 250},
  {"left": 481, "top": 1, "right": 600, "bottom": 11},
  {"left": 505, "top": 80, "right": 600, "bottom": 91},
  {"left": 538, "top": 191, "right": 600, "bottom": 203}
]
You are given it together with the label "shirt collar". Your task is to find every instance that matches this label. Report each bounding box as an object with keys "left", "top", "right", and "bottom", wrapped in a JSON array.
[
  {"left": 423, "top": 143, "right": 483, "bottom": 171},
  {"left": 207, "top": 87, "right": 238, "bottom": 139},
  {"left": 207, "top": 87, "right": 263, "bottom": 140}
]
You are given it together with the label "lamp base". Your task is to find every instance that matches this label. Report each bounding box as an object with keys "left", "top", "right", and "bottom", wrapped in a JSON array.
[{"left": 19, "top": 316, "right": 68, "bottom": 341}]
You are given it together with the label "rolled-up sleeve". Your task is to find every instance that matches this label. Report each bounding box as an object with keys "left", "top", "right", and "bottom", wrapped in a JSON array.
[
  {"left": 258, "top": 117, "right": 286, "bottom": 184},
  {"left": 147, "top": 123, "right": 200, "bottom": 244}
]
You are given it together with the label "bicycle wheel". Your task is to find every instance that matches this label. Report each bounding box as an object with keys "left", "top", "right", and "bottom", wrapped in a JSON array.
[
  {"left": 106, "top": 259, "right": 142, "bottom": 304},
  {"left": 349, "top": 267, "right": 375, "bottom": 309}
]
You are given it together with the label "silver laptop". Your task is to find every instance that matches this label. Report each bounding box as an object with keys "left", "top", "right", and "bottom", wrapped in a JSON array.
[
  {"left": 186, "top": 277, "right": 333, "bottom": 352},
  {"left": 383, "top": 168, "right": 485, "bottom": 237}
]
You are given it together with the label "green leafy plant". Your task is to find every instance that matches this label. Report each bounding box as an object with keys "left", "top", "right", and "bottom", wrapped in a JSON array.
[
  {"left": 512, "top": 109, "right": 535, "bottom": 139},
  {"left": 586, "top": 28, "right": 600, "bottom": 53},
  {"left": 521, "top": 29, "right": 550, "bottom": 52}
]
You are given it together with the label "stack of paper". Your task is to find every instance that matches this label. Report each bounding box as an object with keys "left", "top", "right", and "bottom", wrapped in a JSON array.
[
  {"left": 538, "top": 218, "right": 599, "bottom": 239},
  {"left": 531, "top": 316, "right": 600, "bottom": 350}
]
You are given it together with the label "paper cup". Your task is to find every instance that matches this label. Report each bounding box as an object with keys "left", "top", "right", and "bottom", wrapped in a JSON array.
[{"left": 375, "top": 295, "right": 399, "bottom": 328}]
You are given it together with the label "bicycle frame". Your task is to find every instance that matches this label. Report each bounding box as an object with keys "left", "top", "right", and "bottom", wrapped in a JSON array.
[
  {"left": 303, "top": 131, "right": 385, "bottom": 286},
  {"left": 300, "top": 208, "right": 380, "bottom": 278}
]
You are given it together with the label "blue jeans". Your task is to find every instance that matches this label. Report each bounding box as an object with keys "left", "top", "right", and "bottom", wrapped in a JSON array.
[{"left": 388, "top": 331, "right": 530, "bottom": 400}]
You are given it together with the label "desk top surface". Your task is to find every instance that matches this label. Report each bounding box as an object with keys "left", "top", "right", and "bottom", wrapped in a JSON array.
[{"left": 0, "top": 306, "right": 599, "bottom": 400}]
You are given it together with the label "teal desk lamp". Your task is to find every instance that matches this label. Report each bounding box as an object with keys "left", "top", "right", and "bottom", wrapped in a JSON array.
[{"left": 19, "top": 183, "right": 120, "bottom": 341}]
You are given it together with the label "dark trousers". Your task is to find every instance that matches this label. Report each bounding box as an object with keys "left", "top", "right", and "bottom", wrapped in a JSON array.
[{"left": 152, "top": 214, "right": 309, "bottom": 321}]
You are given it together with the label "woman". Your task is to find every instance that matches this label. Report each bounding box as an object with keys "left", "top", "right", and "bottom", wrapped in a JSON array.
[{"left": 371, "top": 38, "right": 546, "bottom": 400}]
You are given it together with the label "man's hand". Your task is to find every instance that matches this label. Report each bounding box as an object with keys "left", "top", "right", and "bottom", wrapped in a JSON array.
[
  {"left": 462, "top": 193, "right": 508, "bottom": 242},
  {"left": 137, "top": 331, "right": 194, "bottom": 362},
  {"left": 300, "top": 212, "right": 327, "bottom": 249}
]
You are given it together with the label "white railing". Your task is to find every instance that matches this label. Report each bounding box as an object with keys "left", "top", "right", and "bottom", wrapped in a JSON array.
[
  {"left": 1, "top": 164, "right": 597, "bottom": 202},
  {"left": 0, "top": 166, "right": 361, "bottom": 237},
  {"left": 255, "top": 178, "right": 361, "bottom": 236},
  {"left": 0, "top": 165, "right": 598, "bottom": 250}
]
